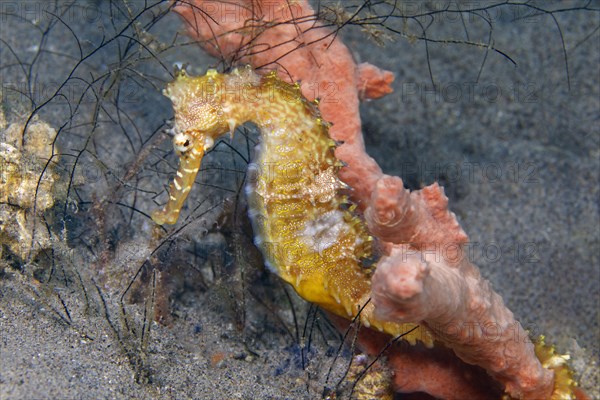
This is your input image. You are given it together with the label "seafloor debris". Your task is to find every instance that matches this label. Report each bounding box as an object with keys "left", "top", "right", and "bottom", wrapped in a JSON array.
[{"left": 0, "top": 109, "right": 61, "bottom": 263}]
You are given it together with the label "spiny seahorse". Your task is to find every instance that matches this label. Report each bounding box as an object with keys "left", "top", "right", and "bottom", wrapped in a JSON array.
[{"left": 152, "top": 66, "right": 432, "bottom": 346}]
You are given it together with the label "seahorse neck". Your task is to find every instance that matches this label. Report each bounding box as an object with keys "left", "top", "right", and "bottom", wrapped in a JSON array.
[{"left": 222, "top": 79, "right": 318, "bottom": 150}]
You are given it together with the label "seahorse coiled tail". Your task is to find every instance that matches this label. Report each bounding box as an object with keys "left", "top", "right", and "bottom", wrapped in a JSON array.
[{"left": 152, "top": 66, "right": 432, "bottom": 345}]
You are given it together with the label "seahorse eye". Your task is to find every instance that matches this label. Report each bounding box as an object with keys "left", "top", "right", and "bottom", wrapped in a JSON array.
[{"left": 173, "top": 132, "right": 193, "bottom": 153}]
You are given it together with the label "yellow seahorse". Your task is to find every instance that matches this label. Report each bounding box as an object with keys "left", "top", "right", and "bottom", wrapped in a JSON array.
[{"left": 152, "top": 66, "right": 432, "bottom": 346}]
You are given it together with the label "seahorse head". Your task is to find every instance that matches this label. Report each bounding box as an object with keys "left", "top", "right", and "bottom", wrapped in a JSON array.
[
  {"left": 152, "top": 68, "right": 229, "bottom": 225},
  {"left": 163, "top": 68, "right": 230, "bottom": 153},
  {"left": 153, "top": 66, "right": 260, "bottom": 225}
]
